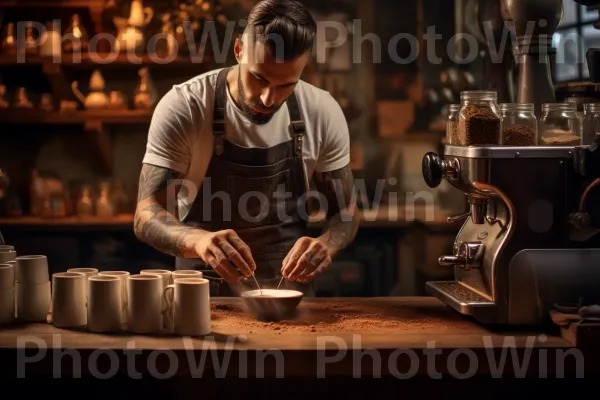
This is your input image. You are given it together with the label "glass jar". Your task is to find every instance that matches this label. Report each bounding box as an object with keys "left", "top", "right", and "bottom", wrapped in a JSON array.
[
  {"left": 539, "top": 103, "right": 582, "bottom": 146},
  {"left": 458, "top": 91, "right": 502, "bottom": 146},
  {"left": 446, "top": 104, "right": 460, "bottom": 145},
  {"left": 583, "top": 103, "right": 600, "bottom": 145},
  {"left": 500, "top": 103, "right": 538, "bottom": 146}
]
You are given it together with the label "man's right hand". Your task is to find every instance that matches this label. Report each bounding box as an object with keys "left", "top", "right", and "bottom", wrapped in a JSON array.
[{"left": 190, "top": 229, "right": 257, "bottom": 283}]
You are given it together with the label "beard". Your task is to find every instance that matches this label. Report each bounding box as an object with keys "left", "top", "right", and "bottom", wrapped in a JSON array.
[{"left": 236, "top": 66, "right": 283, "bottom": 125}]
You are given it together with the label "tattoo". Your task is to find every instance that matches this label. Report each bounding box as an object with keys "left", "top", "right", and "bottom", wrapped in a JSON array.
[
  {"left": 313, "top": 164, "right": 358, "bottom": 256},
  {"left": 134, "top": 164, "right": 197, "bottom": 257}
]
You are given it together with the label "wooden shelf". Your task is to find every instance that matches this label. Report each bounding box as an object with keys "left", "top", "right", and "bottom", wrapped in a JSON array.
[
  {"left": 0, "top": 0, "right": 103, "bottom": 7},
  {"left": 0, "top": 109, "right": 153, "bottom": 125},
  {"left": 0, "top": 53, "right": 214, "bottom": 68}
]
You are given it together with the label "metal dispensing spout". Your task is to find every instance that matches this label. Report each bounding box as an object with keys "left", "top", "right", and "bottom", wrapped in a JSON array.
[{"left": 469, "top": 195, "right": 489, "bottom": 225}]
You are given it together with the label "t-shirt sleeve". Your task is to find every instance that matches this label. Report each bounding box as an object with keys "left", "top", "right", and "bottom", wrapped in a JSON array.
[
  {"left": 142, "top": 87, "right": 193, "bottom": 174},
  {"left": 314, "top": 93, "right": 351, "bottom": 173}
]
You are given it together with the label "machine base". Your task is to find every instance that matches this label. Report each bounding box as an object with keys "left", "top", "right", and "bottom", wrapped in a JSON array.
[{"left": 425, "top": 281, "right": 498, "bottom": 324}]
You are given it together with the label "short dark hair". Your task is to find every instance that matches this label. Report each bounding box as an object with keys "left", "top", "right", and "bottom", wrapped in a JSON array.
[{"left": 244, "top": 0, "right": 317, "bottom": 61}]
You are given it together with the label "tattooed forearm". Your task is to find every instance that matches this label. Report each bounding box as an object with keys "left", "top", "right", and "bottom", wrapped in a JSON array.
[
  {"left": 134, "top": 164, "right": 200, "bottom": 257},
  {"left": 313, "top": 164, "right": 358, "bottom": 257}
]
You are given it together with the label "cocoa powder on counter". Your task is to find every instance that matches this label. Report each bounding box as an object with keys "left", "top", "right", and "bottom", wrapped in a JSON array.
[{"left": 210, "top": 300, "right": 475, "bottom": 334}]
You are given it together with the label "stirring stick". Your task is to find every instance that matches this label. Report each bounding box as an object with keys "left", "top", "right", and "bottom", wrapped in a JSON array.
[
  {"left": 251, "top": 273, "right": 262, "bottom": 295},
  {"left": 276, "top": 276, "right": 284, "bottom": 290}
]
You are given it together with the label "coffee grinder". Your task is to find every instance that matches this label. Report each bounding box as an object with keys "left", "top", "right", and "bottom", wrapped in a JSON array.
[{"left": 421, "top": 0, "right": 600, "bottom": 326}]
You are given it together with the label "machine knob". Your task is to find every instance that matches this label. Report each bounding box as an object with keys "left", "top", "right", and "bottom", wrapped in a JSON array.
[{"left": 422, "top": 152, "right": 443, "bottom": 188}]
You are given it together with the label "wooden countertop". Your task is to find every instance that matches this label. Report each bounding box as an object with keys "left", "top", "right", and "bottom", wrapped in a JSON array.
[
  {"left": 0, "top": 297, "right": 570, "bottom": 351},
  {"left": 2, "top": 297, "right": 595, "bottom": 378}
]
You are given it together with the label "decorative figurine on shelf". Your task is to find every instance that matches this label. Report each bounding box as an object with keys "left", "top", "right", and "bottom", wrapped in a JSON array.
[
  {"left": 133, "top": 67, "right": 157, "bottom": 109},
  {"left": 71, "top": 69, "right": 109, "bottom": 109},
  {"left": 0, "top": 85, "right": 9, "bottom": 108},
  {"left": 12, "top": 88, "right": 33, "bottom": 108},
  {"left": 155, "top": 13, "right": 178, "bottom": 58},
  {"left": 39, "top": 21, "right": 62, "bottom": 58},
  {"left": 114, "top": 0, "right": 154, "bottom": 53},
  {"left": 19, "top": 22, "right": 38, "bottom": 56},
  {"left": 1, "top": 23, "right": 16, "bottom": 55},
  {"left": 63, "top": 14, "right": 89, "bottom": 53},
  {"left": 108, "top": 91, "right": 127, "bottom": 109},
  {"left": 39, "top": 94, "right": 54, "bottom": 111}
]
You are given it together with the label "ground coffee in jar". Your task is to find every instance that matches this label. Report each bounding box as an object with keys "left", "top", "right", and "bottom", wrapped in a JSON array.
[
  {"left": 500, "top": 103, "right": 537, "bottom": 146},
  {"left": 458, "top": 91, "right": 502, "bottom": 145}
]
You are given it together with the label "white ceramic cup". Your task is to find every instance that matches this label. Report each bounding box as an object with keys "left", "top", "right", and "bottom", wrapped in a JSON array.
[
  {"left": 164, "top": 278, "right": 211, "bottom": 336},
  {"left": 88, "top": 275, "right": 122, "bottom": 333},
  {"left": 0, "top": 250, "right": 16, "bottom": 263},
  {"left": 67, "top": 268, "right": 99, "bottom": 278},
  {"left": 15, "top": 255, "right": 49, "bottom": 283},
  {"left": 98, "top": 271, "right": 130, "bottom": 324},
  {"left": 128, "top": 274, "right": 168, "bottom": 334},
  {"left": 140, "top": 269, "right": 172, "bottom": 289},
  {"left": 172, "top": 270, "right": 203, "bottom": 280},
  {"left": 0, "top": 263, "right": 15, "bottom": 289},
  {"left": 0, "top": 287, "right": 15, "bottom": 326},
  {"left": 51, "top": 272, "right": 87, "bottom": 328},
  {"left": 16, "top": 281, "right": 51, "bottom": 322}
]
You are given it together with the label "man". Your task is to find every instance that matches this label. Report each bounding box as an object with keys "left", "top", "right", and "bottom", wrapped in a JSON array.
[{"left": 134, "top": 0, "right": 358, "bottom": 296}]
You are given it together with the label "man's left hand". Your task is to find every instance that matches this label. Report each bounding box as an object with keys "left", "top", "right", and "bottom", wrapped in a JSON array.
[{"left": 281, "top": 237, "right": 332, "bottom": 283}]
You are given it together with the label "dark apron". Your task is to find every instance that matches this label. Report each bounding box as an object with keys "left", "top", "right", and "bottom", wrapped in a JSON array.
[{"left": 176, "top": 67, "right": 314, "bottom": 297}]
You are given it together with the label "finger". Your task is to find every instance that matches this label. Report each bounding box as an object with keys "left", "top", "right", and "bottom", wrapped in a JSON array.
[
  {"left": 282, "top": 241, "right": 299, "bottom": 273},
  {"left": 282, "top": 240, "right": 309, "bottom": 277},
  {"left": 297, "top": 248, "right": 328, "bottom": 280},
  {"left": 288, "top": 242, "right": 321, "bottom": 279},
  {"left": 226, "top": 232, "right": 256, "bottom": 272},
  {"left": 289, "top": 245, "right": 324, "bottom": 280},
  {"left": 209, "top": 245, "right": 242, "bottom": 282},
  {"left": 219, "top": 240, "right": 253, "bottom": 278},
  {"left": 304, "top": 258, "right": 330, "bottom": 282}
]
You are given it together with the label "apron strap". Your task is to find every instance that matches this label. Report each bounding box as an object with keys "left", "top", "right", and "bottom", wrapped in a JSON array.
[
  {"left": 286, "top": 91, "right": 306, "bottom": 156},
  {"left": 212, "top": 67, "right": 230, "bottom": 156}
]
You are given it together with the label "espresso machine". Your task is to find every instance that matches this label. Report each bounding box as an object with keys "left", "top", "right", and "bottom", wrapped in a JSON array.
[{"left": 421, "top": 0, "right": 600, "bottom": 326}]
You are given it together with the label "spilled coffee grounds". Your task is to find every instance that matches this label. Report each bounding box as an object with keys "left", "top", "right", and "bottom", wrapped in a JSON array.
[{"left": 209, "top": 299, "right": 475, "bottom": 334}]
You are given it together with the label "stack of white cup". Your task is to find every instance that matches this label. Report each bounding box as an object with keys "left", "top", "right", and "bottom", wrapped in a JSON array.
[
  {"left": 15, "top": 255, "right": 51, "bottom": 322},
  {"left": 0, "top": 245, "right": 16, "bottom": 326},
  {"left": 0, "top": 262, "right": 15, "bottom": 326}
]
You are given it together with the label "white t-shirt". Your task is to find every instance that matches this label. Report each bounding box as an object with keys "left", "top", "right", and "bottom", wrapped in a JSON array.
[{"left": 142, "top": 67, "right": 350, "bottom": 219}]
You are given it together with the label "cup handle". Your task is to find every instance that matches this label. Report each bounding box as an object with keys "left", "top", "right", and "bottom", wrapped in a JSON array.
[{"left": 162, "top": 284, "right": 174, "bottom": 333}]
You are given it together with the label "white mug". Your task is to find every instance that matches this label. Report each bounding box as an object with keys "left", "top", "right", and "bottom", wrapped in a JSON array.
[
  {"left": 0, "top": 263, "right": 15, "bottom": 289},
  {"left": 127, "top": 274, "right": 169, "bottom": 334},
  {"left": 88, "top": 275, "right": 122, "bottom": 333},
  {"left": 140, "top": 269, "right": 172, "bottom": 289},
  {"left": 164, "top": 278, "right": 211, "bottom": 336},
  {"left": 98, "top": 271, "right": 130, "bottom": 324},
  {"left": 172, "top": 270, "right": 203, "bottom": 280},
  {"left": 0, "top": 286, "right": 15, "bottom": 326},
  {"left": 16, "top": 255, "right": 49, "bottom": 283},
  {"left": 0, "top": 250, "right": 16, "bottom": 263},
  {"left": 51, "top": 272, "right": 87, "bottom": 328},
  {"left": 16, "top": 281, "right": 51, "bottom": 322}
]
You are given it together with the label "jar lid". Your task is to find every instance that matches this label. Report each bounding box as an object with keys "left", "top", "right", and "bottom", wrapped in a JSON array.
[
  {"left": 584, "top": 103, "right": 600, "bottom": 113},
  {"left": 542, "top": 102, "right": 577, "bottom": 111},
  {"left": 460, "top": 91, "right": 497, "bottom": 102},
  {"left": 500, "top": 103, "right": 535, "bottom": 112},
  {"left": 448, "top": 104, "right": 460, "bottom": 111}
]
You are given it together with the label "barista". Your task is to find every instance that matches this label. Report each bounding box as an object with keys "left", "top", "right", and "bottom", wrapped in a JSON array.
[{"left": 133, "top": 0, "right": 358, "bottom": 296}]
